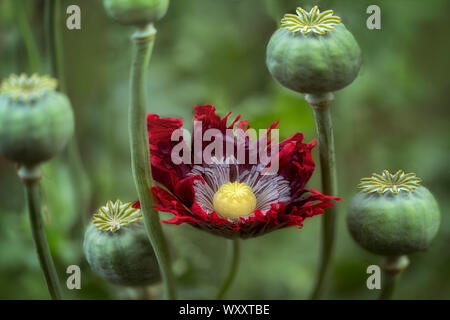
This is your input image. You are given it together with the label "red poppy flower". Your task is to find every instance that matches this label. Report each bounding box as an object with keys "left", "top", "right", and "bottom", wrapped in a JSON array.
[{"left": 137, "top": 105, "right": 340, "bottom": 239}]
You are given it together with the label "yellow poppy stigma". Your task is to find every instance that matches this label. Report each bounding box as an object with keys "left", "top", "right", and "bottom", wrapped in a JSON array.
[{"left": 213, "top": 181, "right": 257, "bottom": 220}]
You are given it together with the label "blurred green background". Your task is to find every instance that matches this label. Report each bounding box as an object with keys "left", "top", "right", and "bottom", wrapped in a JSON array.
[{"left": 0, "top": 0, "right": 449, "bottom": 299}]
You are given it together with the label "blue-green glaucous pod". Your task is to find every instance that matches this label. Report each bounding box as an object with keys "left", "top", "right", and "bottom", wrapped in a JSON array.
[
  {"left": 347, "top": 170, "right": 440, "bottom": 256},
  {"left": 266, "top": 6, "right": 362, "bottom": 94},
  {"left": 0, "top": 74, "right": 74, "bottom": 165},
  {"left": 83, "top": 200, "right": 161, "bottom": 286},
  {"left": 103, "top": 0, "right": 169, "bottom": 26}
]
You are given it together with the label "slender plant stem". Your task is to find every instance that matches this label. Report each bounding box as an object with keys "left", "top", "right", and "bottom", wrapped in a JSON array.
[
  {"left": 217, "top": 239, "right": 240, "bottom": 300},
  {"left": 45, "top": 0, "right": 56, "bottom": 77},
  {"left": 129, "top": 24, "right": 176, "bottom": 300},
  {"left": 13, "top": 0, "right": 41, "bottom": 72},
  {"left": 45, "top": 0, "right": 91, "bottom": 224},
  {"left": 306, "top": 93, "right": 338, "bottom": 300},
  {"left": 379, "top": 271, "right": 398, "bottom": 300},
  {"left": 18, "top": 166, "right": 62, "bottom": 300},
  {"left": 46, "top": 0, "right": 66, "bottom": 91},
  {"left": 14, "top": 0, "right": 62, "bottom": 299},
  {"left": 379, "top": 255, "right": 409, "bottom": 300},
  {"left": 52, "top": 0, "right": 67, "bottom": 92}
]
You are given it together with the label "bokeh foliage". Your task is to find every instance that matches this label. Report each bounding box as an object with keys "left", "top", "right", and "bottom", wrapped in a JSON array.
[{"left": 0, "top": 0, "right": 448, "bottom": 299}]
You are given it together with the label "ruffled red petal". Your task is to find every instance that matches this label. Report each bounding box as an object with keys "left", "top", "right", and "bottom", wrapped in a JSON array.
[
  {"left": 194, "top": 105, "right": 242, "bottom": 133},
  {"left": 147, "top": 114, "right": 191, "bottom": 190},
  {"left": 276, "top": 133, "right": 316, "bottom": 191}
]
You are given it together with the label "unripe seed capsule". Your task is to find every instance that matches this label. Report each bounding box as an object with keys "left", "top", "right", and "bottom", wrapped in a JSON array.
[
  {"left": 347, "top": 170, "right": 440, "bottom": 256},
  {"left": 266, "top": 6, "right": 362, "bottom": 94},
  {"left": 0, "top": 74, "right": 74, "bottom": 165},
  {"left": 83, "top": 200, "right": 161, "bottom": 287},
  {"left": 103, "top": 0, "right": 169, "bottom": 26}
]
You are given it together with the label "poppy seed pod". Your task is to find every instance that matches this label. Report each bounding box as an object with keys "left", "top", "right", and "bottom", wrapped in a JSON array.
[
  {"left": 347, "top": 170, "right": 440, "bottom": 256},
  {"left": 266, "top": 6, "right": 361, "bottom": 94},
  {"left": 0, "top": 74, "right": 74, "bottom": 165},
  {"left": 83, "top": 200, "right": 161, "bottom": 286},
  {"left": 103, "top": 0, "right": 169, "bottom": 26}
]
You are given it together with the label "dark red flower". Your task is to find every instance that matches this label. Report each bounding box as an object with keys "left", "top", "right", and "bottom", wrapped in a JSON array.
[{"left": 138, "top": 105, "right": 340, "bottom": 239}]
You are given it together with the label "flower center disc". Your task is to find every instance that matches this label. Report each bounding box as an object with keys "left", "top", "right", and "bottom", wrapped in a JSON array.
[{"left": 213, "top": 181, "right": 257, "bottom": 220}]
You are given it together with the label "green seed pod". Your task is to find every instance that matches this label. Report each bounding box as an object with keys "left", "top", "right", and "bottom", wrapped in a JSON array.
[
  {"left": 347, "top": 170, "right": 440, "bottom": 256},
  {"left": 103, "top": 0, "right": 169, "bottom": 26},
  {"left": 0, "top": 74, "right": 74, "bottom": 165},
  {"left": 266, "top": 6, "right": 361, "bottom": 94},
  {"left": 83, "top": 200, "right": 160, "bottom": 287}
]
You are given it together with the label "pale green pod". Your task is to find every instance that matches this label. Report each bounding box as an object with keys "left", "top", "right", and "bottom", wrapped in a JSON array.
[
  {"left": 103, "top": 0, "right": 169, "bottom": 26},
  {"left": 266, "top": 6, "right": 361, "bottom": 94},
  {"left": 83, "top": 200, "right": 161, "bottom": 287},
  {"left": 0, "top": 74, "right": 74, "bottom": 165},
  {"left": 347, "top": 170, "right": 440, "bottom": 256}
]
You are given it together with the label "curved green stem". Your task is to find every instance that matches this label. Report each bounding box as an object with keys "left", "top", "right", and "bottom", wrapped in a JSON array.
[
  {"left": 217, "top": 239, "right": 240, "bottom": 300},
  {"left": 379, "top": 255, "right": 409, "bottom": 300},
  {"left": 13, "top": 0, "right": 41, "bottom": 73},
  {"left": 306, "top": 93, "right": 338, "bottom": 300},
  {"left": 45, "top": 0, "right": 56, "bottom": 77},
  {"left": 45, "top": 0, "right": 66, "bottom": 91},
  {"left": 129, "top": 24, "right": 176, "bottom": 300},
  {"left": 18, "top": 166, "right": 62, "bottom": 300}
]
